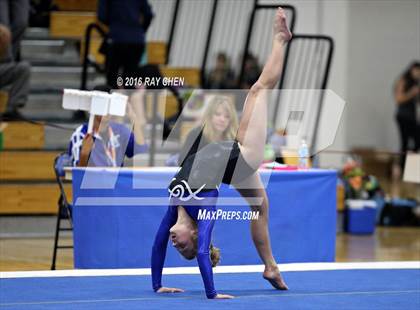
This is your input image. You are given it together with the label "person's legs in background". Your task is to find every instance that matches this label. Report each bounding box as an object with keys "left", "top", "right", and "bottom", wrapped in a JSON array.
[
  {"left": 9, "top": 0, "right": 29, "bottom": 61},
  {"left": 396, "top": 115, "right": 411, "bottom": 170},
  {"left": 0, "top": 60, "right": 30, "bottom": 116},
  {"left": 105, "top": 43, "right": 122, "bottom": 89},
  {"left": 106, "top": 43, "right": 144, "bottom": 88},
  {"left": 121, "top": 43, "right": 144, "bottom": 86},
  {"left": 0, "top": 0, "right": 30, "bottom": 117},
  {"left": 414, "top": 120, "right": 420, "bottom": 152},
  {"left": 0, "top": 0, "right": 12, "bottom": 62},
  {"left": 0, "top": 0, "right": 29, "bottom": 62}
]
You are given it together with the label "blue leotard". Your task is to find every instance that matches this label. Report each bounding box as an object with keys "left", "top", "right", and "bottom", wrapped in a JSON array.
[
  {"left": 151, "top": 189, "right": 219, "bottom": 299},
  {"left": 151, "top": 140, "right": 254, "bottom": 298}
]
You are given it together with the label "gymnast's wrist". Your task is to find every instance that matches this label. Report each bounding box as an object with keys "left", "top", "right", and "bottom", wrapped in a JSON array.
[
  {"left": 153, "top": 284, "right": 162, "bottom": 292},
  {"left": 206, "top": 291, "right": 217, "bottom": 299}
]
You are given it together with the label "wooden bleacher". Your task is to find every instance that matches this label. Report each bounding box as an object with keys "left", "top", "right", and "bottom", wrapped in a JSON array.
[
  {"left": 1, "top": 122, "right": 44, "bottom": 150},
  {"left": 147, "top": 42, "right": 167, "bottom": 65},
  {"left": 0, "top": 184, "right": 72, "bottom": 214},
  {"left": 53, "top": 0, "right": 98, "bottom": 12},
  {"left": 0, "top": 151, "right": 56, "bottom": 181},
  {"left": 0, "top": 148, "right": 64, "bottom": 214},
  {"left": 49, "top": 12, "right": 96, "bottom": 38},
  {"left": 0, "top": 90, "right": 8, "bottom": 114}
]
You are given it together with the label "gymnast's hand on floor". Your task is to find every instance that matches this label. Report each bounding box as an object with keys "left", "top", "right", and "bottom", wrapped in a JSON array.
[
  {"left": 273, "top": 7, "right": 292, "bottom": 43},
  {"left": 156, "top": 287, "right": 185, "bottom": 293},
  {"left": 214, "top": 293, "right": 235, "bottom": 299}
]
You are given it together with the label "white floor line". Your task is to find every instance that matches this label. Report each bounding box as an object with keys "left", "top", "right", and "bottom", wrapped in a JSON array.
[
  {"left": 1, "top": 290, "right": 419, "bottom": 307},
  {"left": 1, "top": 261, "right": 419, "bottom": 279}
]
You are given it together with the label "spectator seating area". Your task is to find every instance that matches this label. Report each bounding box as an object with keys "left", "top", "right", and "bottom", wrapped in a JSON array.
[{"left": 0, "top": 0, "right": 191, "bottom": 215}]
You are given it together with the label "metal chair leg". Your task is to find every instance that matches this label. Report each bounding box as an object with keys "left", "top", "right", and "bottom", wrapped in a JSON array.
[{"left": 51, "top": 202, "right": 62, "bottom": 270}]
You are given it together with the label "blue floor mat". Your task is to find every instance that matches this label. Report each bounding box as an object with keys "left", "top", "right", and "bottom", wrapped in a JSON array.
[{"left": 1, "top": 269, "right": 419, "bottom": 310}]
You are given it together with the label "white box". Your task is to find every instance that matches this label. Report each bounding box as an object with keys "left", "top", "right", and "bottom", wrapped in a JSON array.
[
  {"left": 78, "top": 90, "right": 92, "bottom": 111},
  {"left": 91, "top": 91, "right": 110, "bottom": 116},
  {"left": 109, "top": 93, "right": 128, "bottom": 117},
  {"left": 403, "top": 153, "right": 420, "bottom": 183},
  {"left": 62, "top": 89, "right": 80, "bottom": 110}
]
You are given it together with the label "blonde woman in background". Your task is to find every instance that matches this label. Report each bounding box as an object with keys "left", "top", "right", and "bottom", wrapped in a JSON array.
[{"left": 178, "top": 96, "right": 239, "bottom": 165}]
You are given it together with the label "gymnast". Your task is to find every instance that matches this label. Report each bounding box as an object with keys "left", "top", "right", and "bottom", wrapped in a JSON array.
[{"left": 151, "top": 7, "right": 292, "bottom": 299}]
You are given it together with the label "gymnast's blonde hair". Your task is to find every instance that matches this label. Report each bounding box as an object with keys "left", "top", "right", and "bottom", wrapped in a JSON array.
[{"left": 186, "top": 227, "right": 220, "bottom": 267}]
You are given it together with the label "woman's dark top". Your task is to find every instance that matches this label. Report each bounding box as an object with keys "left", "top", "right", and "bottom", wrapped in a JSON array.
[{"left": 397, "top": 78, "right": 419, "bottom": 121}]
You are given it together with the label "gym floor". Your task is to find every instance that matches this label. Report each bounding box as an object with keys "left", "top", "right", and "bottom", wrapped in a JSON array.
[{"left": 0, "top": 226, "right": 419, "bottom": 271}]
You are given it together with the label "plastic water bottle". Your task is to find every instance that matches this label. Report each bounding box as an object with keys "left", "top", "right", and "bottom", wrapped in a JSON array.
[{"left": 298, "top": 139, "right": 309, "bottom": 169}]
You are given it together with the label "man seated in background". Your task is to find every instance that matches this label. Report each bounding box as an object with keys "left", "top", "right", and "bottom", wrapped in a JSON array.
[
  {"left": 68, "top": 85, "right": 148, "bottom": 167},
  {"left": 0, "top": 23, "right": 30, "bottom": 119}
]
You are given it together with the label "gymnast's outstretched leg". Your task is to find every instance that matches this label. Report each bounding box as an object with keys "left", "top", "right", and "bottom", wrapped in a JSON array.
[
  {"left": 235, "top": 8, "right": 292, "bottom": 169},
  {"left": 234, "top": 172, "right": 288, "bottom": 290},
  {"left": 233, "top": 8, "right": 291, "bottom": 290}
]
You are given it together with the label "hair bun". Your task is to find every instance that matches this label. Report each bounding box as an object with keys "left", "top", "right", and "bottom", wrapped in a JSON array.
[{"left": 210, "top": 244, "right": 220, "bottom": 267}]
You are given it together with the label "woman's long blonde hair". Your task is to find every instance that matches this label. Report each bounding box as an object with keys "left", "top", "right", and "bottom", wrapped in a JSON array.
[{"left": 202, "top": 96, "right": 239, "bottom": 142}]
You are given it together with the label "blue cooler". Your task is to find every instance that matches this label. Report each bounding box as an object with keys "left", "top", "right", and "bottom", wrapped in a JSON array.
[{"left": 345, "top": 200, "right": 377, "bottom": 234}]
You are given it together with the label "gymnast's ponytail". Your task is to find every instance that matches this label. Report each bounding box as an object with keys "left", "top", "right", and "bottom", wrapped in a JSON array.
[{"left": 210, "top": 244, "right": 220, "bottom": 267}]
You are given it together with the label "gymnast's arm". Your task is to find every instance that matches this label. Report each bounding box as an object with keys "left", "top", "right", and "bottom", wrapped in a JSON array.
[
  {"left": 151, "top": 206, "right": 184, "bottom": 293},
  {"left": 196, "top": 218, "right": 217, "bottom": 298},
  {"left": 196, "top": 218, "right": 234, "bottom": 299}
]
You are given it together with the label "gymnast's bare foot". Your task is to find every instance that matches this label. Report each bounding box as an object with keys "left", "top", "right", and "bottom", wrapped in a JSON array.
[
  {"left": 263, "top": 265, "right": 289, "bottom": 290},
  {"left": 273, "top": 7, "right": 292, "bottom": 43}
]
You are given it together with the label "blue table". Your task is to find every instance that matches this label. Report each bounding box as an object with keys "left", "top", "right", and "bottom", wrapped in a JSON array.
[{"left": 71, "top": 167, "right": 337, "bottom": 268}]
